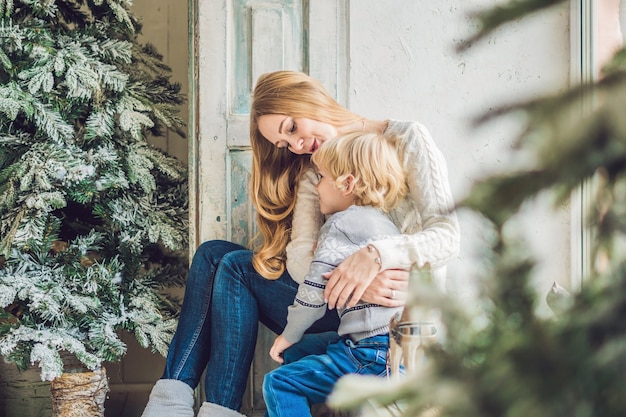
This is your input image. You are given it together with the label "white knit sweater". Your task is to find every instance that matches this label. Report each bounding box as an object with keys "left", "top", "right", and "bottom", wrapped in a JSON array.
[{"left": 285, "top": 120, "right": 461, "bottom": 288}]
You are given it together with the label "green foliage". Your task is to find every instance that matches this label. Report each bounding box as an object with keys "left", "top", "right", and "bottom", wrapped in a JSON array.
[
  {"left": 457, "top": 0, "right": 566, "bottom": 51},
  {"left": 0, "top": 0, "right": 188, "bottom": 380},
  {"left": 330, "top": 0, "right": 626, "bottom": 416}
]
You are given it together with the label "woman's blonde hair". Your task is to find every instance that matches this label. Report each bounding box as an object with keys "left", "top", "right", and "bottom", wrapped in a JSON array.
[
  {"left": 311, "top": 132, "right": 407, "bottom": 212},
  {"left": 249, "top": 71, "right": 361, "bottom": 279}
]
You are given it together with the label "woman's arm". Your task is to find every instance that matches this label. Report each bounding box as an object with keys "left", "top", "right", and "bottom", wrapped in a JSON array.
[
  {"left": 324, "top": 122, "right": 460, "bottom": 309},
  {"left": 285, "top": 168, "right": 324, "bottom": 283},
  {"left": 373, "top": 122, "right": 460, "bottom": 271}
]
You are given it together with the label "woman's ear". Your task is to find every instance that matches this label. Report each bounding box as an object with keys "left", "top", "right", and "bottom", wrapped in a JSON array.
[{"left": 342, "top": 174, "right": 356, "bottom": 195}]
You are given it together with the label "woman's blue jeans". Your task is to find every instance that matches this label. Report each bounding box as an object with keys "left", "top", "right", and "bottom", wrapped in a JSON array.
[
  {"left": 161, "top": 240, "right": 341, "bottom": 411},
  {"left": 262, "top": 335, "right": 390, "bottom": 417}
]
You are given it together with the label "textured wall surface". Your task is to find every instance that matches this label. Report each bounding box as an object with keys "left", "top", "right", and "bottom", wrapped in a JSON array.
[{"left": 345, "top": 1, "right": 571, "bottom": 309}]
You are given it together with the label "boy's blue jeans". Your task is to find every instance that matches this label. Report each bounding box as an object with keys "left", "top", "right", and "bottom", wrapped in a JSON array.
[
  {"left": 161, "top": 240, "right": 341, "bottom": 411},
  {"left": 263, "top": 334, "right": 390, "bottom": 417}
]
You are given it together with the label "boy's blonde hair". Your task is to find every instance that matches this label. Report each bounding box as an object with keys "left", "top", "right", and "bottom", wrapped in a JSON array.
[{"left": 311, "top": 132, "right": 407, "bottom": 212}]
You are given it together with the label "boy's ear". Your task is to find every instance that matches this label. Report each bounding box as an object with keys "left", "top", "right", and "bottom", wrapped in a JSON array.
[{"left": 342, "top": 174, "right": 356, "bottom": 195}]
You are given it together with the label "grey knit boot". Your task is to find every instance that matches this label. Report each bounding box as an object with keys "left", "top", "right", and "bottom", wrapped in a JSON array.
[
  {"left": 141, "top": 379, "right": 195, "bottom": 417},
  {"left": 196, "top": 402, "right": 246, "bottom": 417}
]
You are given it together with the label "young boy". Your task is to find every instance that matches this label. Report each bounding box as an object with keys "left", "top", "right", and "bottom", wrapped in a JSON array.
[{"left": 263, "top": 131, "right": 408, "bottom": 416}]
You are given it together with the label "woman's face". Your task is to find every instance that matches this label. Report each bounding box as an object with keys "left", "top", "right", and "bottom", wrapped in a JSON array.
[{"left": 257, "top": 114, "right": 338, "bottom": 155}]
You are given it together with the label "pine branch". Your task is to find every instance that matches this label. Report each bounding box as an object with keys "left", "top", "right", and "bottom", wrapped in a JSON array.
[
  {"left": 457, "top": 0, "right": 567, "bottom": 51},
  {"left": 0, "top": 0, "right": 16, "bottom": 18},
  {"left": 0, "top": 0, "right": 187, "bottom": 379}
]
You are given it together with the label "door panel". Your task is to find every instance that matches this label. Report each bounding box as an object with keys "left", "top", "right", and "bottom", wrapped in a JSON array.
[
  {"left": 227, "top": 149, "right": 256, "bottom": 246},
  {"left": 232, "top": 0, "right": 304, "bottom": 116}
]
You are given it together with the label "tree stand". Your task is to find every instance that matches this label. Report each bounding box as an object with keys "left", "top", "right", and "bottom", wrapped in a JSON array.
[{"left": 50, "top": 368, "right": 109, "bottom": 417}]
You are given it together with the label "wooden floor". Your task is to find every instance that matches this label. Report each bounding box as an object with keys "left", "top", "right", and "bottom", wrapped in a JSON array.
[
  {"left": 1, "top": 344, "right": 350, "bottom": 417},
  {"left": 0, "top": 361, "right": 150, "bottom": 417},
  {"left": 0, "top": 384, "right": 350, "bottom": 417},
  {"left": 105, "top": 390, "right": 151, "bottom": 417}
]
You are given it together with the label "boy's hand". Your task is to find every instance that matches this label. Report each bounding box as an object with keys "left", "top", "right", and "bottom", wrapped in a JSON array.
[{"left": 270, "top": 335, "right": 293, "bottom": 364}]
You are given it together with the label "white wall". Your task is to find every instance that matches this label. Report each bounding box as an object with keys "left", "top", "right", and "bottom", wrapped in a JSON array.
[{"left": 346, "top": 0, "right": 572, "bottom": 311}]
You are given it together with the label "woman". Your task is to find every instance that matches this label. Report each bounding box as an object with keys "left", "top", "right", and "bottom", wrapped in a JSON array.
[{"left": 142, "top": 70, "right": 460, "bottom": 417}]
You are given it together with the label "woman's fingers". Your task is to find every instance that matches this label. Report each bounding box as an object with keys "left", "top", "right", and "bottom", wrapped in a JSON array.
[
  {"left": 382, "top": 269, "right": 410, "bottom": 287},
  {"left": 325, "top": 272, "right": 351, "bottom": 309},
  {"left": 363, "top": 269, "right": 409, "bottom": 307},
  {"left": 345, "top": 284, "right": 366, "bottom": 309},
  {"left": 324, "top": 247, "right": 380, "bottom": 307},
  {"left": 324, "top": 252, "right": 410, "bottom": 309}
]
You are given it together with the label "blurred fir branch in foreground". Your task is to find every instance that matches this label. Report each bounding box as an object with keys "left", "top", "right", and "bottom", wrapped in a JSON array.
[{"left": 330, "top": 1, "right": 626, "bottom": 416}]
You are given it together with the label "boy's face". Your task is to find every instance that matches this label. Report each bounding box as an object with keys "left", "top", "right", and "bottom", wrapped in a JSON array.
[{"left": 315, "top": 167, "right": 356, "bottom": 216}]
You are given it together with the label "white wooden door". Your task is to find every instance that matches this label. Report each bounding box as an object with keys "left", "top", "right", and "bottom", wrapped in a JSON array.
[{"left": 189, "top": 1, "right": 348, "bottom": 415}]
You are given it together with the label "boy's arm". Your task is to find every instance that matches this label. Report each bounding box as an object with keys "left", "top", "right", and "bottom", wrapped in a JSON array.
[
  {"left": 280, "top": 261, "right": 334, "bottom": 344},
  {"left": 269, "top": 334, "right": 292, "bottom": 364}
]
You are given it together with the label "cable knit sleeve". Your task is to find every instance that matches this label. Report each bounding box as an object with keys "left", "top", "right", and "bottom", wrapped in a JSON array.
[
  {"left": 286, "top": 168, "right": 324, "bottom": 284},
  {"left": 371, "top": 121, "right": 460, "bottom": 275}
]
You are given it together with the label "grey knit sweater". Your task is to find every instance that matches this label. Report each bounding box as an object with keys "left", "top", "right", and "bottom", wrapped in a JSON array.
[{"left": 281, "top": 205, "right": 403, "bottom": 344}]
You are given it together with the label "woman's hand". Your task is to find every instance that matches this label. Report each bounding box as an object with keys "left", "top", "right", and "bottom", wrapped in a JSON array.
[
  {"left": 323, "top": 246, "right": 409, "bottom": 309},
  {"left": 269, "top": 335, "right": 293, "bottom": 364},
  {"left": 361, "top": 269, "right": 409, "bottom": 307}
]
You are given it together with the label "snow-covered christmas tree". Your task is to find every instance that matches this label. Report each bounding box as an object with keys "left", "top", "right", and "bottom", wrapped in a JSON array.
[{"left": 0, "top": 0, "right": 188, "bottom": 382}]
